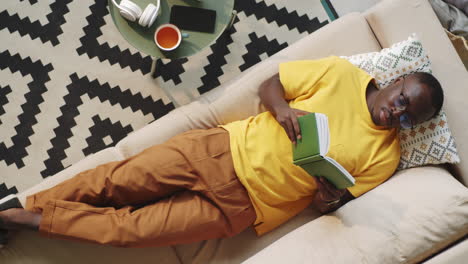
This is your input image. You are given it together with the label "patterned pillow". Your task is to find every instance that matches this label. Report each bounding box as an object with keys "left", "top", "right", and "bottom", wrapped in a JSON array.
[{"left": 341, "top": 34, "right": 460, "bottom": 170}]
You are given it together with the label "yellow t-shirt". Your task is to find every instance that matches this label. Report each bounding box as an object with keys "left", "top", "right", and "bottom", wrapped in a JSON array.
[{"left": 221, "top": 56, "right": 400, "bottom": 236}]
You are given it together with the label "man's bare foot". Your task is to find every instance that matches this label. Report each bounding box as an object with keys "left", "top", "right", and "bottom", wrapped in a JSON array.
[
  {"left": 0, "top": 208, "right": 41, "bottom": 248},
  {"left": 0, "top": 208, "right": 41, "bottom": 231}
]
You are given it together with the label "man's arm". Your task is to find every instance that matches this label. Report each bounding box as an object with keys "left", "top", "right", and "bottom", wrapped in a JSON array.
[
  {"left": 259, "top": 74, "right": 309, "bottom": 144},
  {"left": 312, "top": 176, "right": 355, "bottom": 214},
  {"left": 259, "top": 73, "right": 289, "bottom": 115}
]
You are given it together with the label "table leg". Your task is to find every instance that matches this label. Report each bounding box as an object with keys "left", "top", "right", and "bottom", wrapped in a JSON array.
[
  {"left": 227, "top": 10, "right": 237, "bottom": 30},
  {"left": 151, "top": 58, "right": 157, "bottom": 76}
]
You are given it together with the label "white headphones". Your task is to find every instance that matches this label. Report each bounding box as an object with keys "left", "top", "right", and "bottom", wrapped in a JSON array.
[{"left": 111, "top": 0, "right": 160, "bottom": 28}]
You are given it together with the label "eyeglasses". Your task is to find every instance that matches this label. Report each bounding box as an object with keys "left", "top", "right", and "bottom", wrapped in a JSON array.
[{"left": 393, "top": 77, "right": 414, "bottom": 129}]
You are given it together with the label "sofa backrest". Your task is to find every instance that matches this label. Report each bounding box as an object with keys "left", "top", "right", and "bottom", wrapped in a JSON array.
[{"left": 364, "top": 0, "right": 468, "bottom": 186}]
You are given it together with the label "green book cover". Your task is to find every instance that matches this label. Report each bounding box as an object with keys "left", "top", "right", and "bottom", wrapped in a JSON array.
[
  {"left": 292, "top": 113, "right": 355, "bottom": 189},
  {"left": 300, "top": 157, "right": 354, "bottom": 189},
  {"left": 292, "top": 113, "right": 321, "bottom": 161}
]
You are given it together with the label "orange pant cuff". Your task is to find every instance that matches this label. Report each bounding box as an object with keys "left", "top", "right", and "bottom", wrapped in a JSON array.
[
  {"left": 38, "top": 200, "right": 56, "bottom": 238},
  {"left": 24, "top": 195, "right": 35, "bottom": 211}
]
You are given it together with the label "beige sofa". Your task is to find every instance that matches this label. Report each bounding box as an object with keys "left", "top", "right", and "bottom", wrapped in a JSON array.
[{"left": 1, "top": 0, "right": 467, "bottom": 263}]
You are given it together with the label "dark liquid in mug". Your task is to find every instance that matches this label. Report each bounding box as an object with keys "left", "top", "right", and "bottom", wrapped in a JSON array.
[{"left": 157, "top": 27, "right": 179, "bottom": 49}]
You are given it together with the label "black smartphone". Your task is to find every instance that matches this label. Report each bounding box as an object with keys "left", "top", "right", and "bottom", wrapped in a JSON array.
[{"left": 169, "top": 5, "right": 217, "bottom": 33}]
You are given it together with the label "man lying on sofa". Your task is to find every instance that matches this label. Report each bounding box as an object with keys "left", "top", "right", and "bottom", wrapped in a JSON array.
[{"left": 0, "top": 56, "right": 443, "bottom": 248}]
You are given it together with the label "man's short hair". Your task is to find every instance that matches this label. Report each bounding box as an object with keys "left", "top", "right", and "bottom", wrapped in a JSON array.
[{"left": 412, "top": 72, "right": 444, "bottom": 118}]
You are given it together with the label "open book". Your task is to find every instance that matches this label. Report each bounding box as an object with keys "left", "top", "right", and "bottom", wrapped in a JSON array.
[{"left": 292, "top": 113, "right": 355, "bottom": 189}]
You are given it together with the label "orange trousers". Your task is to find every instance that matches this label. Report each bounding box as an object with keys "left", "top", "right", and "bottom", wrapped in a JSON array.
[{"left": 25, "top": 128, "right": 256, "bottom": 248}]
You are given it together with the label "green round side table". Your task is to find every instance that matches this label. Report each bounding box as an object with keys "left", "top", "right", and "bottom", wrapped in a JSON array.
[{"left": 108, "top": 0, "right": 235, "bottom": 60}]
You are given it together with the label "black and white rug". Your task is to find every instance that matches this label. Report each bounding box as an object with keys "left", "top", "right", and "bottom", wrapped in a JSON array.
[{"left": 0, "top": 0, "right": 329, "bottom": 200}]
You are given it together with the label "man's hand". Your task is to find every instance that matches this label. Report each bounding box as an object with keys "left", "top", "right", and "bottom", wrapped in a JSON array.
[
  {"left": 259, "top": 74, "right": 309, "bottom": 144},
  {"left": 313, "top": 176, "right": 354, "bottom": 214},
  {"left": 274, "top": 107, "right": 310, "bottom": 144},
  {"left": 257, "top": 73, "right": 310, "bottom": 143}
]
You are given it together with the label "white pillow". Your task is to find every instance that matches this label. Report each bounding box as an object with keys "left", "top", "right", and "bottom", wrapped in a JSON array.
[{"left": 341, "top": 34, "right": 460, "bottom": 170}]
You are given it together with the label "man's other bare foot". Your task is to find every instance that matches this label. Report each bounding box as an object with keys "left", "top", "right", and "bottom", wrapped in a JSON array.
[{"left": 0, "top": 229, "right": 10, "bottom": 249}]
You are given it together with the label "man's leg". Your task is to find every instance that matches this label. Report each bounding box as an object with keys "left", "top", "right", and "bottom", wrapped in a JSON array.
[
  {"left": 0, "top": 129, "right": 188, "bottom": 245},
  {"left": 24, "top": 128, "right": 233, "bottom": 214},
  {"left": 32, "top": 190, "right": 255, "bottom": 247},
  {"left": 25, "top": 147, "right": 185, "bottom": 214},
  {"left": 0, "top": 187, "right": 256, "bottom": 248},
  {"left": 1, "top": 128, "right": 255, "bottom": 247}
]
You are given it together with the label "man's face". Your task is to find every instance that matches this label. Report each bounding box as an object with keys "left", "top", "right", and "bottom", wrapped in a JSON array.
[{"left": 370, "top": 75, "right": 436, "bottom": 129}]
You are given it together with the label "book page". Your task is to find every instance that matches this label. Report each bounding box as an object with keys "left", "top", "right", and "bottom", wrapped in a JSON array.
[
  {"left": 316, "top": 113, "right": 329, "bottom": 156},
  {"left": 324, "top": 115, "right": 329, "bottom": 155}
]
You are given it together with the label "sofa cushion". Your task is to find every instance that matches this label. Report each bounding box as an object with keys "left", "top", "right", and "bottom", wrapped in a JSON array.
[
  {"left": 341, "top": 34, "right": 461, "bottom": 171},
  {"left": 243, "top": 166, "right": 468, "bottom": 264},
  {"left": 364, "top": 0, "right": 468, "bottom": 186}
]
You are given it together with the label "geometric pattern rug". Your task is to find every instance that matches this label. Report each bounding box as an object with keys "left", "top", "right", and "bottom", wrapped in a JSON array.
[{"left": 0, "top": 0, "right": 329, "bottom": 200}]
